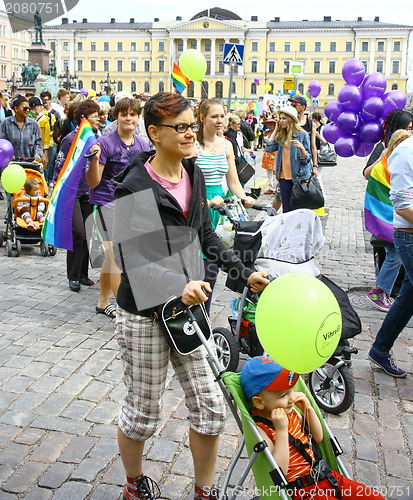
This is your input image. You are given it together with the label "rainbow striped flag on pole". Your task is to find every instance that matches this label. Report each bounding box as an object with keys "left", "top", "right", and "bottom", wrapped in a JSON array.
[
  {"left": 171, "top": 62, "right": 190, "bottom": 94},
  {"left": 42, "top": 118, "right": 97, "bottom": 250},
  {"left": 364, "top": 155, "right": 394, "bottom": 243}
]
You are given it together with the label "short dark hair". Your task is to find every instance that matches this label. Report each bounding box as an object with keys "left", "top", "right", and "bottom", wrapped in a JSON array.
[
  {"left": 113, "top": 98, "right": 140, "bottom": 119},
  {"left": 144, "top": 92, "right": 191, "bottom": 141},
  {"left": 40, "top": 90, "right": 52, "bottom": 100},
  {"left": 11, "top": 95, "right": 28, "bottom": 110},
  {"left": 74, "top": 100, "right": 100, "bottom": 124}
]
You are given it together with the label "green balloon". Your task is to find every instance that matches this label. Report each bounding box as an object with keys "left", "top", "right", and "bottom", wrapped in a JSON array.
[
  {"left": 255, "top": 273, "right": 342, "bottom": 374},
  {"left": 179, "top": 49, "right": 207, "bottom": 82},
  {"left": 1, "top": 163, "right": 26, "bottom": 193}
]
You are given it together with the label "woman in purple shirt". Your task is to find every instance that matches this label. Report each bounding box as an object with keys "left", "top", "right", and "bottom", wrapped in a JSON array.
[{"left": 86, "top": 98, "right": 150, "bottom": 318}]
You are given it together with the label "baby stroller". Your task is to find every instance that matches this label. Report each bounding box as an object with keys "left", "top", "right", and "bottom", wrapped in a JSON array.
[
  {"left": 213, "top": 209, "right": 361, "bottom": 414},
  {"left": 0, "top": 162, "right": 57, "bottom": 257},
  {"left": 170, "top": 302, "right": 350, "bottom": 500}
]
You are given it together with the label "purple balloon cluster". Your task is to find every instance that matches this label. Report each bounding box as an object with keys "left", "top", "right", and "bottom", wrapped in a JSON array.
[
  {"left": 323, "top": 59, "right": 407, "bottom": 158},
  {"left": 0, "top": 139, "right": 14, "bottom": 170}
]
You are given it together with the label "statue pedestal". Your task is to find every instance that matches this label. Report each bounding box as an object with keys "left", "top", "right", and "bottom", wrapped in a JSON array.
[{"left": 27, "top": 44, "right": 51, "bottom": 74}]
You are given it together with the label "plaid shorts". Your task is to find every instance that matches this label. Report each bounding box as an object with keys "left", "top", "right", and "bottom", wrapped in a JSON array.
[{"left": 115, "top": 306, "right": 226, "bottom": 440}]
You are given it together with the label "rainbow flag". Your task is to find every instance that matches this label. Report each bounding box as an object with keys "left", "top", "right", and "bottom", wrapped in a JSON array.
[
  {"left": 171, "top": 62, "right": 190, "bottom": 94},
  {"left": 364, "top": 155, "right": 394, "bottom": 243},
  {"left": 42, "top": 118, "right": 97, "bottom": 250}
]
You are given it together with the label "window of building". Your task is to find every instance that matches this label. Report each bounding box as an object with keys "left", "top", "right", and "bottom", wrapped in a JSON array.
[
  {"left": 218, "top": 61, "right": 225, "bottom": 73},
  {"left": 159, "top": 81, "right": 165, "bottom": 92},
  {"left": 298, "top": 83, "right": 304, "bottom": 94},
  {"left": 330, "top": 42, "right": 336, "bottom": 52},
  {"left": 159, "top": 60, "right": 165, "bottom": 72},
  {"left": 232, "top": 81, "right": 236, "bottom": 95},
  {"left": 362, "top": 60, "right": 368, "bottom": 72},
  {"left": 187, "top": 81, "right": 194, "bottom": 98},
  {"left": 328, "top": 83, "right": 335, "bottom": 95},
  {"left": 190, "top": 41, "right": 197, "bottom": 49},
  {"left": 269, "top": 83, "right": 274, "bottom": 94},
  {"left": 268, "top": 61, "right": 275, "bottom": 73},
  {"left": 177, "top": 40, "right": 184, "bottom": 52},
  {"left": 206, "top": 61, "right": 211, "bottom": 75},
  {"left": 251, "top": 82, "right": 257, "bottom": 94},
  {"left": 131, "top": 81, "right": 136, "bottom": 92},
  {"left": 376, "top": 60, "right": 384, "bottom": 73},
  {"left": 315, "top": 41, "right": 321, "bottom": 52},
  {"left": 117, "top": 42, "right": 123, "bottom": 52},
  {"left": 131, "top": 42, "right": 136, "bottom": 51},
  {"left": 252, "top": 41, "right": 258, "bottom": 52},
  {"left": 144, "top": 42, "right": 150, "bottom": 52},
  {"left": 131, "top": 60, "right": 136, "bottom": 72},
  {"left": 117, "top": 60, "right": 123, "bottom": 72},
  {"left": 216, "top": 81, "right": 223, "bottom": 98},
  {"left": 346, "top": 42, "right": 352, "bottom": 52},
  {"left": 361, "top": 41, "right": 368, "bottom": 52},
  {"left": 284, "top": 61, "right": 290, "bottom": 73},
  {"left": 103, "top": 60, "right": 109, "bottom": 72},
  {"left": 159, "top": 41, "right": 164, "bottom": 52},
  {"left": 204, "top": 41, "right": 211, "bottom": 52},
  {"left": 202, "top": 81, "right": 208, "bottom": 99},
  {"left": 50, "top": 41, "right": 55, "bottom": 52},
  {"left": 78, "top": 80, "right": 83, "bottom": 89},
  {"left": 90, "top": 60, "right": 96, "bottom": 71},
  {"left": 118, "top": 81, "right": 123, "bottom": 91},
  {"left": 91, "top": 42, "right": 96, "bottom": 51},
  {"left": 284, "top": 42, "right": 290, "bottom": 52},
  {"left": 63, "top": 59, "right": 69, "bottom": 70},
  {"left": 392, "top": 60, "right": 400, "bottom": 74},
  {"left": 313, "top": 61, "right": 320, "bottom": 73},
  {"left": 144, "top": 81, "right": 150, "bottom": 93},
  {"left": 218, "top": 41, "right": 224, "bottom": 51},
  {"left": 394, "top": 41, "right": 401, "bottom": 51},
  {"left": 377, "top": 41, "right": 384, "bottom": 52},
  {"left": 391, "top": 83, "right": 398, "bottom": 90},
  {"left": 251, "top": 61, "right": 257, "bottom": 73},
  {"left": 91, "top": 80, "right": 96, "bottom": 91},
  {"left": 63, "top": 41, "right": 69, "bottom": 51},
  {"left": 77, "top": 42, "right": 83, "bottom": 51},
  {"left": 299, "top": 42, "right": 305, "bottom": 52},
  {"left": 329, "top": 61, "right": 336, "bottom": 73},
  {"left": 77, "top": 60, "right": 83, "bottom": 71},
  {"left": 104, "top": 42, "right": 109, "bottom": 51},
  {"left": 144, "top": 60, "right": 150, "bottom": 72},
  {"left": 269, "top": 42, "right": 275, "bottom": 52}
]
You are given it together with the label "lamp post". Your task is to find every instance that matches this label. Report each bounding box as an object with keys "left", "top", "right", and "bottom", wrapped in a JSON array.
[
  {"left": 99, "top": 73, "right": 117, "bottom": 95},
  {"left": 58, "top": 69, "right": 78, "bottom": 91},
  {"left": 6, "top": 74, "right": 22, "bottom": 95}
]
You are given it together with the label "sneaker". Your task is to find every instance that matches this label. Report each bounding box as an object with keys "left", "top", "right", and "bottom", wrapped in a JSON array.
[
  {"left": 123, "top": 475, "right": 160, "bottom": 500},
  {"left": 367, "top": 287, "right": 394, "bottom": 312},
  {"left": 368, "top": 349, "right": 407, "bottom": 378}
]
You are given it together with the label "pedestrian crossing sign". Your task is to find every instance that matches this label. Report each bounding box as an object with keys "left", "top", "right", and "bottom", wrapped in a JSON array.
[{"left": 223, "top": 43, "right": 244, "bottom": 65}]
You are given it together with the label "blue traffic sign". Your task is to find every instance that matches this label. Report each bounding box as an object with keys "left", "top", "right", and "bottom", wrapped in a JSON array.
[{"left": 223, "top": 43, "right": 244, "bottom": 65}]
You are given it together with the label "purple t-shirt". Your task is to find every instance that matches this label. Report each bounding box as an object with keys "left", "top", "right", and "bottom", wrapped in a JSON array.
[{"left": 89, "top": 129, "right": 150, "bottom": 206}]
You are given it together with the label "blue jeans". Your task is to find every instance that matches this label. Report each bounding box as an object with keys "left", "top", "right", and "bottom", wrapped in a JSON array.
[
  {"left": 376, "top": 244, "right": 402, "bottom": 295},
  {"left": 372, "top": 230, "right": 413, "bottom": 356},
  {"left": 279, "top": 179, "right": 293, "bottom": 213}
]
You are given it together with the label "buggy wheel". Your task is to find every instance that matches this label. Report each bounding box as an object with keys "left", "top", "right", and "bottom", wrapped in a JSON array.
[
  {"left": 213, "top": 327, "right": 239, "bottom": 372},
  {"left": 40, "top": 240, "right": 48, "bottom": 257},
  {"left": 15, "top": 240, "right": 21, "bottom": 257},
  {"left": 0, "top": 230, "right": 3, "bottom": 247},
  {"left": 309, "top": 358, "right": 355, "bottom": 414},
  {"left": 48, "top": 245, "right": 57, "bottom": 256},
  {"left": 5, "top": 240, "right": 12, "bottom": 257}
]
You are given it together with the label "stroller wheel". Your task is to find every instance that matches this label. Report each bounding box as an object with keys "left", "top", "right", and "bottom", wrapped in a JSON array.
[
  {"left": 15, "top": 240, "right": 21, "bottom": 257},
  {"left": 309, "top": 358, "right": 355, "bottom": 414},
  {"left": 0, "top": 230, "right": 3, "bottom": 247},
  {"left": 40, "top": 241, "right": 48, "bottom": 257},
  {"left": 213, "top": 327, "right": 239, "bottom": 372},
  {"left": 5, "top": 240, "right": 12, "bottom": 257},
  {"left": 48, "top": 245, "right": 57, "bottom": 256}
]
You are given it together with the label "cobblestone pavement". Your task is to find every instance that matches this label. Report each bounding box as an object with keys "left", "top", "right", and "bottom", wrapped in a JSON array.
[{"left": 0, "top": 152, "right": 411, "bottom": 500}]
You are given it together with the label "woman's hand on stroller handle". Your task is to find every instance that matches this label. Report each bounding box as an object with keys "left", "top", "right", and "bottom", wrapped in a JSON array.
[
  {"left": 247, "top": 271, "right": 270, "bottom": 292},
  {"left": 181, "top": 281, "right": 212, "bottom": 305}
]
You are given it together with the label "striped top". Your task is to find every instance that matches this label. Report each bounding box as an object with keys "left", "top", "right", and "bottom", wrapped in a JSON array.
[
  {"left": 196, "top": 140, "right": 229, "bottom": 186},
  {"left": 254, "top": 408, "right": 315, "bottom": 482}
]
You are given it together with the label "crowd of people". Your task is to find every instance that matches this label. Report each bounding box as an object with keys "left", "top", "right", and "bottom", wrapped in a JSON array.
[{"left": 0, "top": 87, "right": 412, "bottom": 500}]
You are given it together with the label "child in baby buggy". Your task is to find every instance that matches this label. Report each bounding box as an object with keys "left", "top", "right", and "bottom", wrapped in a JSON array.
[
  {"left": 16, "top": 179, "right": 46, "bottom": 231},
  {"left": 241, "top": 356, "right": 384, "bottom": 500}
]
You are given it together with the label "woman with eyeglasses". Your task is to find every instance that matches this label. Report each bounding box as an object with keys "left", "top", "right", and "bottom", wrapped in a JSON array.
[
  {"left": 111, "top": 92, "right": 269, "bottom": 500},
  {"left": 86, "top": 98, "right": 150, "bottom": 318}
]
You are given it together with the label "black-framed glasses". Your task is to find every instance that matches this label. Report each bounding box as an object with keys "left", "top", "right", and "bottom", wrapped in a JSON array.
[{"left": 158, "top": 122, "right": 200, "bottom": 133}]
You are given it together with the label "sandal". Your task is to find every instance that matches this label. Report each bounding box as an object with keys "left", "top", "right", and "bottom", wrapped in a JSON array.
[{"left": 95, "top": 304, "right": 116, "bottom": 318}]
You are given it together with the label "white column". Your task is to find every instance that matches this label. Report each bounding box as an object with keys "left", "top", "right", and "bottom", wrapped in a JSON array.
[
  {"left": 210, "top": 37, "right": 215, "bottom": 76},
  {"left": 385, "top": 37, "right": 392, "bottom": 76},
  {"left": 238, "top": 37, "right": 244, "bottom": 76},
  {"left": 56, "top": 39, "right": 62, "bottom": 74},
  {"left": 69, "top": 36, "right": 74, "bottom": 74},
  {"left": 354, "top": 36, "right": 360, "bottom": 59},
  {"left": 224, "top": 38, "right": 229, "bottom": 76},
  {"left": 369, "top": 37, "right": 376, "bottom": 73},
  {"left": 170, "top": 38, "right": 175, "bottom": 74},
  {"left": 196, "top": 38, "right": 201, "bottom": 51},
  {"left": 401, "top": 37, "right": 408, "bottom": 77}
]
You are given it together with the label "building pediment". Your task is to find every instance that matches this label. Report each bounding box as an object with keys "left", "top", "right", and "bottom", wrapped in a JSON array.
[{"left": 167, "top": 17, "right": 245, "bottom": 33}]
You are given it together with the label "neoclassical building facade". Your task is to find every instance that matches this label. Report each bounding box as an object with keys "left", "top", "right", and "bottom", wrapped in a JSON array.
[{"left": 41, "top": 8, "right": 412, "bottom": 103}]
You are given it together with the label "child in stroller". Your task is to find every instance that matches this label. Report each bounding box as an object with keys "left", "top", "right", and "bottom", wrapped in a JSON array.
[
  {"left": 15, "top": 178, "right": 46, "bottom": 231},
  {"left": 213, "top": 208, "right": 361, "bottom": 414},
  {"left": 240, "top": 356, "right": 384, "bottom": 500}
]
